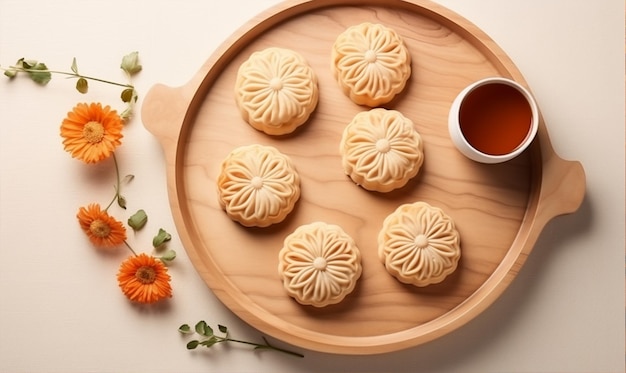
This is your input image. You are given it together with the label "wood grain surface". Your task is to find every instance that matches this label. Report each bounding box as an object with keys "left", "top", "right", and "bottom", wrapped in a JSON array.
[{"left": 142, "top": 0, "right": 585, "bottom": 354}]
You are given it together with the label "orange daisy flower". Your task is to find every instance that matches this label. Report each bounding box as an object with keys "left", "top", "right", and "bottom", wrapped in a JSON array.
[
  {"left": 117, "top": 253, "right": 172, "bottom": 304},
  {"left": 77, "top": 203, "right": 127, "bottom": 248},
  {"left": 60, "top": 102, "right": 123, "bottom": 164}
]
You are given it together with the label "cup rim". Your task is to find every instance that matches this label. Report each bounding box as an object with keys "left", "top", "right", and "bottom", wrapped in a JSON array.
[{"left": 448, "top": 77, "right": 539, "bottom": 163}]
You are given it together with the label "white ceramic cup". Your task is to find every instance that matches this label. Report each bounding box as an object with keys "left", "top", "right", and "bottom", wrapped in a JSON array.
[{"left": 448, "top": 77, "right": 539, "bottom": 164}]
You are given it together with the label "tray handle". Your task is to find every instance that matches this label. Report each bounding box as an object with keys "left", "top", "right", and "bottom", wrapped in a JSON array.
[
  {"left": 141, "top": 61, "right": 212, "bottom": 161},
  {"left": 535, "top": 148, "right": 586, "bottom": 228}
]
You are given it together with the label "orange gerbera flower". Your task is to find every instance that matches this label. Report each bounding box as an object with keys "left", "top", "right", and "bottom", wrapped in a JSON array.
[
  {"left": 77, "top": 203, "right": 127, "bottom": 248},
  {"left": 60, "top": 102, "right": 123, "bottom": 164},
  {"left": 117, "top": 253, "right": 172, "bottom": 304}
]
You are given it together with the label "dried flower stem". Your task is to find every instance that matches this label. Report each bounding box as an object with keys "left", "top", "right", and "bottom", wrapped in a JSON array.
[
  {"left": 223, "top": 335, "right": 305, "bottom": 358},
  {"left": 4, "top": 65, "right": 133, "bottom": 88},
  {"left": 103, "top": 153, "right": 137, "bottom": 259},
  {"left": 179, "top": 322, "right": 304, "bottom": 358},
  {"left": 3, "top": 53, "right": 142, "bottom": 119},
  {"left": 112, "top": 153, "right": 124, "bottom": 208},
  {"left": 123, "top": 240, "right": 138, "bottom": 257},
  {"left": 104, "top": 153, "right": 127, "bottom": 211}
]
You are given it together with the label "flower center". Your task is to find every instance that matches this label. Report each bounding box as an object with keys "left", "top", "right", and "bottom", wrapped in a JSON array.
[
  {"left": 364, "top": 50, "right": 377, "bottom": 63},
  {"left": 269, "top": 77, "right": 283, "bottom": 91},
  {"left": 83, "top": 121, "right": 105, "bottom": 144},
  {"left": 250, "top": 176, "right": 264, "bottom": 189},
  {"left": 135, "top": 266, "right": 156, "bottom": 284},
  {"left": 89, "top": 219, "right": 111, "bottom": 238},
  {"left": 375, "top": 138, "right": 391, "bottom": 153},
  {"left": 414, "top": 234, "right": 429, "bottom": 248},
  {"left": 312, "top": 257, "right": 327, "bottom": 271}
]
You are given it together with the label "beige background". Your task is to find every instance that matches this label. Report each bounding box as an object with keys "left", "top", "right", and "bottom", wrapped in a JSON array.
[{"left": 0, "top": 0, "right": 623, "bottom": 372}]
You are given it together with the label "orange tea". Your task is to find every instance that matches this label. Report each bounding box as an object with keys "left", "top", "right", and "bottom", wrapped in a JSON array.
[{"left": 458, "top": 82, "right": 533, "bottom": 156}]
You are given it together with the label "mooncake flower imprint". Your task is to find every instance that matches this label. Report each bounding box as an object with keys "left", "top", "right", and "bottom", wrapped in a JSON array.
[
  {"left": 217, "top": 144, "right": 300, "bottom": 227},
  {"left": 235, "top": 47, "right": 319, "bottom": 135},
  {"left": 279, "top": 222, "right": 362, "bottom": 307},
  {"left": 378, "top": 202, "right": 461, "bottom": 287},
  {"left": 340, "top": 108, "right": 424, "bottom": 192},
  {"left": 331, "top": 22, "right": 411, "bottom": 107}
]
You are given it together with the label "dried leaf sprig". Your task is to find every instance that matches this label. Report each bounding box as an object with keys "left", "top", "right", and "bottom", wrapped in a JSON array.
[
  {"left": 179, "top": 321, "right": 304, "bottom": 358},
  {"left": 46, "top": 54, "right": 176, "bottom": 303},
  {"left": 2, "top": 52, "right": 141, "bottom": 119},
  {"left": 77, "top": 167, "right": 177, "bottom": 304}
]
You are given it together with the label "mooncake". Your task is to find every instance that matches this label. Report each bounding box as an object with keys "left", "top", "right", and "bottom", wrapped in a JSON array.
[
  {"left": 235, "top": 47, "right": 319, "bottom": 135},
  {"left": 378, "top": 202, "right": 461, "bottom": 287},
  {"left": 331, "top": 22, "right": 411, "bottom": 107},
  {"left": 217, "top": 144, "right": 300, "bottom": 227},
  {"left": 278, "top": 222, "right": 362, "bottom": 307},
  {"left": 340, "top": 108, "right": 424, "bottom": 192}
]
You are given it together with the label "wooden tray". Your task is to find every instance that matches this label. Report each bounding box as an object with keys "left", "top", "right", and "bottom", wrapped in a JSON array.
[{"left": 142, "top": 0, "right": 586, "bottom": 354}]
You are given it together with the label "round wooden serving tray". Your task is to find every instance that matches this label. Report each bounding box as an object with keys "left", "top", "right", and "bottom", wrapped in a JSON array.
[{"left": 142, "top": 0, "right": 586, "bottom": 354}]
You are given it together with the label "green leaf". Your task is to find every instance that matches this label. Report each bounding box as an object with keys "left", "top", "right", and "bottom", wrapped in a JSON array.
[
  {"left": 160, "top": 249, "right": 176, "bottom": 262},
  {"left": 153, "top": 228, "right": 172, "bottom": 248},
  {"left": 128, "top": 209, "right": 148, "bottom": 230},
  {"left": 71, "top": 57, "right": 78, "bottom": 74},
  {"left": 178, "top": 324, "right": 192, "bottom": 334},
  {"left": 186, "top": 340, "right": 200, "bottom": 350},
  {"left": 195, "top": 321, "right": 213, "bottom": 337},
  {"left": 20, "top": 58, "right": 33, "bottom": 69},
  {"left": 117, "top": 194, "right": 127, "bottom": 209},
  {"left": 121, "top": 88, "right": 134, "bottom": 103},
  {"left": 218, "top": 324, "right": 228, "bottom": 334},
  {"left": 194, "top": 320, "right": 207, "bottom": 335},
  {"left": 3, "top": 69, "right": 17, "bottom": 78},
  {"left": 200, "top": 336, "right": 218, "bottom": 348},
  {"left": 120, "top": 51, "right": 142, "bottom": 75},
  {"left": 75, "top": 78, "right": 88, "bottom": 93},
  {"left": 120, "top": 106, "right": 133, "bottom": 120},
  {"left": 122, "top": 174, "right": 135, "bottom": 184},
  {"left": 205, "top": 324, "right": 214, "bottom": 337},
  {"left": 26, "top": 62, "right": 51, "bottom": 85}
]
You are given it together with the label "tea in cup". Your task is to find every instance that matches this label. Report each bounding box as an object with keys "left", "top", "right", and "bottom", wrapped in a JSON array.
[{"left": 448, "top": 77, "right": 539, "bottom": 163}]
